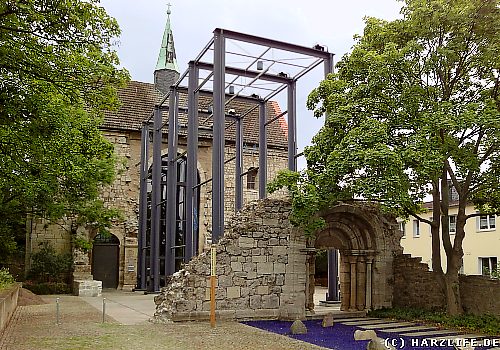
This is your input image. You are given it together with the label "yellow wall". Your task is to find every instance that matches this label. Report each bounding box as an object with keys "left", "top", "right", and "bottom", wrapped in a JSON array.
[{"left": 399, "top": 205, "right": 500, "bottom": 275}]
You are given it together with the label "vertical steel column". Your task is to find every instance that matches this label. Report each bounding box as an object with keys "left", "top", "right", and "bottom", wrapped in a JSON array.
[
  {"left": 212, "top": 30, "right": 225, "bottom": 243},
  {"left": 327, "top": 249, "right": 339, "bottom": 301},
  {"left": 186, "top": 62, "right": 199, "bottom": 262},
  {"left": 235, "top": 116, "right": 243, "bottom": 211},
  {"left": 166, "top": 87, "right": 178, "bottom": 276},
  {"left": 287, "top": 82, "right": 297, "bottom": 171},
  {"left": 137, "top": 123, "right": 149, "bottom": 290},
  {"left": 324, "top": 52, "right": 334, "bottom": 78},
  {"left": 150, "top": 107, "right": 162, "bottom": 292},
  {"left": 258, "top": 101, "right": 267, "bottom": 199}
]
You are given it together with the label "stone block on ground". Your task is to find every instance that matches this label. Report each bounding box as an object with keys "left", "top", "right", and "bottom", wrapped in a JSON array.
[
  {"left": 290, "top": 319, "right": 307, "bottom": 335},
  {"left": 72, "top": 280, "right": 102, "bottom": 297},
  {"left": 354, "top": 329, "right": 377, "bottom": 341},
  {"left": 322, "top": 312, "right": 335, "bottom": 327}
]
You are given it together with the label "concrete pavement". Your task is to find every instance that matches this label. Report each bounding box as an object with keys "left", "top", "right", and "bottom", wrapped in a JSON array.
[{"left": 80, "top": 290, "right": 156, "bottom": 325}]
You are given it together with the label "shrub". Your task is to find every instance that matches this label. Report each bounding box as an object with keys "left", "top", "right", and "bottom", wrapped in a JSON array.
[
  {"left": 0, "top": 267, "right": 15, "bottom": 289},
  {"left": 28, "top": 242, "right": 73, "bottom": 283},
  {"left": 368, "top": 307, "right": 500, "bottom": 335},
  {"left": 23, "top": 281, "right": 71, "bottom": 295}
]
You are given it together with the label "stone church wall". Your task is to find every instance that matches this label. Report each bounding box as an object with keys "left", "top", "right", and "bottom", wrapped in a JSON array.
[
  {"left": 393, "top": 254, "right": 500, "bottom": 315},
  {"left": 27, "top": 127, "right": 289, "bottom": 290},
  {"left": 153, "top": 199, "right": 308, "bottom": 322}
]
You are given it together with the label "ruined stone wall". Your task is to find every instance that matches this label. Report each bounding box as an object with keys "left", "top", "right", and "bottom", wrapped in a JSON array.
[
  {"left": 460, "top": 275, "right": 500, "bottom": 315},
  {"left": 393, "top": 254, "right": 500, "bottom": 315},
  {"left": 393, "top": 255, "right": 445, "bottom": 309},
  {"left": 154, "top": 199, "right": 308, "bottom": 322}
]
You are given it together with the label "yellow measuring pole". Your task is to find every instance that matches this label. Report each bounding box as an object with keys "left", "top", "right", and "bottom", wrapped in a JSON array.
[{"left": 210, "top": 244, "right": 216, "bottom": 328}]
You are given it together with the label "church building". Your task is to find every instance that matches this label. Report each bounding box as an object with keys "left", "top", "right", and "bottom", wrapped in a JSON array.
[{"left": 26, "top": 10, "right": 289, "bottom": 291}]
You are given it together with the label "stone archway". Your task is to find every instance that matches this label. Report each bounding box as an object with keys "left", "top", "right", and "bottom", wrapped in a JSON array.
[{"left": 309, "top": 202, "right": 403, "bottom": 311}]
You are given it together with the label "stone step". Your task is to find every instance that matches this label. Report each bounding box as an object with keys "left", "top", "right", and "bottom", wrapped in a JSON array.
[
  {"left": 359, "top": 322, "right": 418, "bottom": 330},
  {"left": 402, "top": 329, "right": 462, "bottom": 337},
  {"left": 341, "top": 319, "right": 404, "bottom": 326},
  {"left": 377, "top": 325, "right": 438, "bottom": 333}
]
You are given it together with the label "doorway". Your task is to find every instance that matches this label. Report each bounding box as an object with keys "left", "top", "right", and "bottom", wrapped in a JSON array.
[{"left": 92, "top": 233, "right": 120, "bottom": 289}]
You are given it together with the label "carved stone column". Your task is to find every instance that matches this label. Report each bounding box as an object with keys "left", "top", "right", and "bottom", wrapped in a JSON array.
[
  {"left": 349, "top": 256, "right": 358, "bottom": 311},
  {"left": 365, "top": 257, "right": 373, "bottom": 310},
  {"left": 340, "top": 254, "right": 350, "bottom": 311},
  {"left": 356, "top": 257, "right": 366, "bottom": 311}
]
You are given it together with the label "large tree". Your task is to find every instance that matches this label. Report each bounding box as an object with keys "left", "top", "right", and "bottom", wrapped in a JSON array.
[
  {"left": 270, "top": 0, "right": 500, "bottom": 315},
  {"left": 0, "top": 0, "right": 129, "bottom": 261}
]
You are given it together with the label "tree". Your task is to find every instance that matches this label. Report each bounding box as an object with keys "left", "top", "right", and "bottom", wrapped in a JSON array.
[
  {"left": 270, "top": 0, "right": 500, "bottom": 315},
  {"left": 0, "top": 0, "right": 129, "bottom": 261}
]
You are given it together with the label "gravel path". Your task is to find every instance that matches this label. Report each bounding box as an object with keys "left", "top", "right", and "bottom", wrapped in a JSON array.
[{"left": 0, "top": 295, "right": 326, "bottom": 350}]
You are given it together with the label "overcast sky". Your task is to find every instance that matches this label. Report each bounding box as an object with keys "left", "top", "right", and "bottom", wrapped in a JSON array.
[{"left": 99, "top": 0, "right": 403, "bottom": 168}]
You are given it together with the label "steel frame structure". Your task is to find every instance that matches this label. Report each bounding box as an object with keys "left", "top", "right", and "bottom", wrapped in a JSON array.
[{"left": 137, "top": 28, "right": 335, "bottom": 293}]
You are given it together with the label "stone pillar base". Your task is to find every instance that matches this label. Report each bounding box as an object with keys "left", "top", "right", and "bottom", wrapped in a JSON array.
[{"left": 73, "top": 280, "right": 102, "bottom": 297}]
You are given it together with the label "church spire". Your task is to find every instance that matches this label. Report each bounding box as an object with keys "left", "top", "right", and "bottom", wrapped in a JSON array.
[{"left": 154, "top": 4, "right": 180, "bottom": 94}]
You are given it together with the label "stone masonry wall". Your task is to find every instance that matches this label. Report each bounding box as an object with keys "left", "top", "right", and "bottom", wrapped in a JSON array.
[
  {"left": 153, "top": 198, "right": 308, "bottom": 322},
  {"left": 393, "top": 254, "right": 500, "bottom": 315}
]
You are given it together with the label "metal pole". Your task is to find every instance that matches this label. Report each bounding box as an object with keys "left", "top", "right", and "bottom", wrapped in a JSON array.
[
  {"left": 212, "top": 30, "right": 225, "bottom": 244},
  {"left": 327, "top": 249, "right": 339, "bottom": 301},
  {"left": 186, "top": 62, "right": 199, "bottom": 262},
  {"left": 287, "top": 82, "right": 297, "bottom": 171},
  {"left": 56, "top": 297, "right": 60, "bottom": 325},
  {"left": 137, "top": 123, "right": 148, "bottom": 290},
  {"left": 150, "top": 106, "right": 162, "bottom": 292},
  {"left": 102, "top": 298, "right": 106, "bottom": 323},
  {"left": 258, "top": 101, "right": 267, "bottom": 199},
  {"left": 235, "top": 116, "right": 243, "bottom": 211},
  {"left": 166, "top": 87, "right": 178, "bottom": 276}
]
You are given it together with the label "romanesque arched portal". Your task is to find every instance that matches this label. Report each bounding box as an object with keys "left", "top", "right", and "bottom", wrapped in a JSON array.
[{"left": 312, "top": 203, "right": 403, "bottom": 311}]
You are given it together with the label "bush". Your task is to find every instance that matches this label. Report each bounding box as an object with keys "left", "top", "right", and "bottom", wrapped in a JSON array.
[
  {"left": 368, "top": 307, "right": 500, "bottom": 335},
  {"left": 28, "top": 242, "right": 73, "bottom": 283},
  {"left": 0, "top": 267, "right": 15, "bottom": 289},
  {"left": 23, "top": 281, "right": 71, "bottom": 295}
]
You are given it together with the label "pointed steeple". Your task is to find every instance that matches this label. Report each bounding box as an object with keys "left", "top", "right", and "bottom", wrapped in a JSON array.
[{"left": 154, "top": 5, "right": 180, "bottom": 94}]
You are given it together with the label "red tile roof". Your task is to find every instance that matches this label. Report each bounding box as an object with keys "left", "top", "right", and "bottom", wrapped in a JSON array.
[{"left": 102, "top": 80, "right": 288, "bottom": 149}]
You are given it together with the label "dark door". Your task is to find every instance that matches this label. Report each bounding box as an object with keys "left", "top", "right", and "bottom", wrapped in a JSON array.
[{"left": 92, "top": 234, "right": 119, "bottom": 289}]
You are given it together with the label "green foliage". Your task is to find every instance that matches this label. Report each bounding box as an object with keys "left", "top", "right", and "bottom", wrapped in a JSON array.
[
  {"left": 0, "top": 267, "right": 15, "bottom": 290},
  {"left": 73, "top": 236, "right": 92, "bottom": 253},
  {"left": 0, "top": 0, "right": 129, "bottom": 255},
  {"left": 269, "top": 0, "right": 500, "bottom": 314},
  {"left": 483, "top": 266, "right": 500, "bottom": 279},
  {"left": 23, "top": 281, "right": 71, "bottom": 295},
  {"left": 368, "top": 307, "right": 500, "bottom": 335},
  {"left": 28, "top": 242, "right": 73, "bottom": 283}
]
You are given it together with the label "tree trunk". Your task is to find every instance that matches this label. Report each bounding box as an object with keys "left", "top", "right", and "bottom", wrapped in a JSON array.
[{"left": 444, "top": 272, "right": 463, "bottom": 315}]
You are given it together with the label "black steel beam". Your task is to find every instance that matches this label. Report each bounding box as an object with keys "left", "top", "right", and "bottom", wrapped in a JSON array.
[
  {"left": 150, "top": 107, "right": 162, "bottom": 292},
  {"left": 212, "top": 31, "right": 225, "bottom": 244},
  {"left": 214, "top": 28, "right": 333, "bottom": 60},
  {"left": 258, "top": 101, "right": 267, "bottom": 199},
  {"left": 235, "top": 117, "right": 243, "bottom": 211},
  {"left": 196, "top": 61, "right": 292, "bottom": 84},
  {"left": 186, "top": 62, "right": 199, "bottom": 262},
  {"left": 137, "top": 123, "right": 148, "bottom": 290},
  {"left": 287, "top": 82, "right": 297, "bottom": 171},
  {"left": 166, "top": 88, "right": 178, "bottom": 276}
]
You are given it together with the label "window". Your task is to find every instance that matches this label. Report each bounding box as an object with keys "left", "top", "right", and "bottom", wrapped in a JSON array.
[
  {"left": 246, "top": 167, "right": 258, "bottom": 190},
  {"left": 398, "top": 221, "right": 406, "bottom": 238},
  {"left": 477, "top": 214, "right": 496, "bottom": 231},
  {"left": 413, "top": 220, "right": 420, "bottom": 237},
  {"left": 449, "top": 215, "right": 457, "bottom": 234},
  {"left": 479, "top": 257, "right": 498, "bottom": 276}
]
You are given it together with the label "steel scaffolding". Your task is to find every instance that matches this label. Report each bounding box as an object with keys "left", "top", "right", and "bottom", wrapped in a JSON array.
[{"left": 137, "top": 28, "right": 334, "bottom": 292}]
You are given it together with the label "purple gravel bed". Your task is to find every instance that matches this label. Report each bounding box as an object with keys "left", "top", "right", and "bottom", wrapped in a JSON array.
[{"left": 242, "top": 320, "right": 497, "bottom": 350}]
